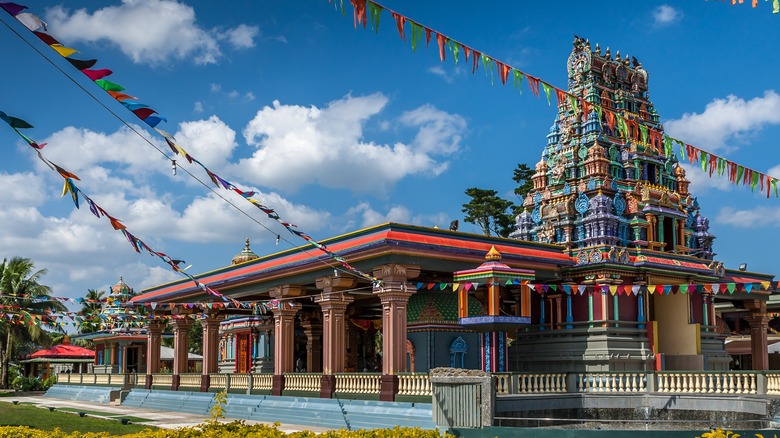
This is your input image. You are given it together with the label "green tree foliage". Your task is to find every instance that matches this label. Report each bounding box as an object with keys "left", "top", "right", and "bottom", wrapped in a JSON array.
[
  {"left": 78, "top": 289, "right": 106, "bottom": 334},
  {"left": 461, "top": 188, "right": 515, "bottom": 237},
  {"left": 0, "top": 257, "right": 65, "bottom": 388},
  {"left": 511, "top": 163, "right": 535, "bottom": 216}
]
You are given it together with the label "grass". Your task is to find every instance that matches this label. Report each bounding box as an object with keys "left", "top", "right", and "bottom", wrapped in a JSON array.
[
  {"left": 55, "top": 407, "right": 156, "bottom": 423},
  {"left": 0, "top": 403, "right": 157, "bottom": 435}
]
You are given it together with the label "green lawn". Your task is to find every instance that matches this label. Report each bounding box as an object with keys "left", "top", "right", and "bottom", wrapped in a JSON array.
[
  {"left": 55, "top": 407, "right": 156, "bottom": 423},
  {"left": 0, "top": 403, "right": 157, "bottom": 435}
]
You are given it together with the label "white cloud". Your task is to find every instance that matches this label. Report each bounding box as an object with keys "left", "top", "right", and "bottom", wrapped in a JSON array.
[
  {"left": 174, "top": 116, "right": 237, "bottom": 169},
  {"left": 45, "top": 0, "right": 256, "bottom": 65},
  {"left": 0, "top": 172, "right": 46, "bottom": 206},
  {"left": 716, "top": 206, "right": 780, "bottom": 228},
  {"left": 679, "top": 163, "right": 733, "bottom": 194},
  {"left": 193, "top": 101, "right": 204, "bottom": 113},
  {"left": 427, "top": 66, "right": 455, "bottom": 84},
  {"left": 664, "top": 91, "right": 780, "bottom": 152},
  {"left": 652, "top": 5, "right": 682, "bottom": 25},
  {"left": 238, "top": 93, "right": 464, "bottom": 193},
  {"left": 344, "top": 202, "right": 450, "bottom": 230},
  {"left": 219, "top": 24, "right": 259, "bottom": 49},
  {"left": 400, "top": 104, "right": 466, "bottom": 154}
]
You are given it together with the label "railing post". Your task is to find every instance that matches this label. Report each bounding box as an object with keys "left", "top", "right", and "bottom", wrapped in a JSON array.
[
  {"left": 757, "top": 372, "right": 767, "bottom": 395},
  {"left": 645, "top": 372, "right": 656, "bottom": 393},
  {"left": 566, "top": 372, "right": 578, "bottom": 393},
  {"left": 225, "top": 374, "right": 231, "bottom": 392},
  {"left": 247, "top": 374, "right": 253, "bottom": 395}
]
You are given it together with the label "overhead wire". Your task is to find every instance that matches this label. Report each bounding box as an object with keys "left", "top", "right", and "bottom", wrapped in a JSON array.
[{"left": 0, "top": 12, "right": 367, "bottom": 288}]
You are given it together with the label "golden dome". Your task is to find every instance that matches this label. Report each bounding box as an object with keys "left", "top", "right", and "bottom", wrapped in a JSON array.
[{"left": 231, "top": 238, "right": 259, "bottom": 265}]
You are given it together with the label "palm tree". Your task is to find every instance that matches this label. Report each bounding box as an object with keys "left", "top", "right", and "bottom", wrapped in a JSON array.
[
  {"left": 78, "top": 289, "right": 106, "bottom": 334},
  {"left": 0, "top": 257, "right": 66, "bottom": 388}
]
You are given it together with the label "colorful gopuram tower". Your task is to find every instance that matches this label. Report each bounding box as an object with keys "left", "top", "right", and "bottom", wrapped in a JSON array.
[{"left": 509, "top": 37, "right": 728, "bottom": 372}]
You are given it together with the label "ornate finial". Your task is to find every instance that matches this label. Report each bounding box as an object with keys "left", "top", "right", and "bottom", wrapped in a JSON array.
[
  {"left": 615, "top": 50, "right": 621, "bottom": 61},
  {"left": 244, "top": 238, "right": 251, "bottom": 251},
  {"left": 595, "top": 43, "right": 601, "bottom": 55},
  {"left": 605, "top": 47, "right": 611, "bottom": 59},
  {"left": 486, "top": 246, "right": 502, "bottom": 261}
]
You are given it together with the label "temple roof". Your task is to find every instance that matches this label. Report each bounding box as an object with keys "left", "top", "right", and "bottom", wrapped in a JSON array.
[
  {"left": 29, "top": 336, "right": 94, "bottom": 359},
  {"left": 231, "top": 238, "right": 259, "bottom": 265}
]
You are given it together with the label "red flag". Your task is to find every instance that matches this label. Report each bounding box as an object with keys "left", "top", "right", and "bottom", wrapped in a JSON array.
[
  {"left": 351, "top": 0, "right": 367, "bottom": 28},
  {"left": 391, "top": 12, "right": 405, "bottom": 41},
  {"left": 436, "top": 32, "right": 447, "bottom": 62},
  {"left": 496, "top": 61, "right": 511, "bottom": 85}
]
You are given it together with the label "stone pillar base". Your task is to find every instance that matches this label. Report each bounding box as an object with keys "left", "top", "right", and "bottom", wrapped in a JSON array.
[
  {"left": 171, "top": 374, "right": 180, "bottom": 391},
  {"left": 200, "top": 374, "right": 210, "bottom": 392},
  {"left": 379, "top": 374, "right": 398, "bottom": 402},
  {"left": 145, "top": 374, "right": 153, "bottom": 390},
  {"left": 271, "top": 374, "right": 285, "bottom": 396},
  {"left": 320, "top": 374, "right": 336, "bottom": 399}
]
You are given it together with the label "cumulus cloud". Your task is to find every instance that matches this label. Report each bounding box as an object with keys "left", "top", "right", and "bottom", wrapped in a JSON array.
[
  {"left": 0, "top": 172, "right": 46, "bottom": 206},
  {"left": 174, "top": 116, "right": 238, "bottom": 168},
  {"left": 238, "top": 93, "right": 466, "bottom": 193},
  {"left": 679, "top": 163, "right": 733, "bottom": 194},
  {"left": 652, "top": 5, "right": 682, "bottom": 25},
  {"left": 427, "top": 66, "right": 455, "bottom": 84},
  {"left": 45, "top": 0, "right": 257, "bottom": 65},
  {"left": 218, "top": 24, "right": 259, "bottom": 49},
  {"left": 716, "top": 206, "right": 780, "bottom": 228},
  {"left": 343, "top": 202, "right": 450, "bottom": 230},
  {"left": 664, "top": 91, "right": 780, "bottom": 152}
]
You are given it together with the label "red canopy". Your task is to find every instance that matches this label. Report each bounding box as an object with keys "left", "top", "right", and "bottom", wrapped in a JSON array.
[{"left": 29, "top": 336, "right": 94, "bottom": 359}]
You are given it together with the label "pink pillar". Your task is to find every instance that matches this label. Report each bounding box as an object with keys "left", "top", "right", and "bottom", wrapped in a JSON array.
[
  {"left": 200, "top": 314, "right": 223, "bottom": 391},
  {"left": 171, "top": 317, "right": 193, "bottom": 390},
  {"left": 315, "top": 275, "right": 355, "bottom": 398},
  {"left": 745, "top": 300, "right": 769, "bottom": 371},
  {"left": 373, "top": 264, "right": 419, "bottom": 402},
  {"left": 145, "top": 319, "right": 164, "bottom": 389},
  {"left": 270, "top": 285, "right": 302, "bottom": 396}
]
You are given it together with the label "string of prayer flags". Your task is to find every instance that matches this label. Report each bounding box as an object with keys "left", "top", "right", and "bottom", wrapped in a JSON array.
[
  {"left": 0, "top": 111, "right": 244, "bottom": 307},
  {"left": 710, "top": 0, "right": 780, "bottom": 14},
  {"left": 332, "top": 0, "right": 780, "bottom": 198},
  {"left": 415, "top": 279, "right": 776, "bottom": 295},
  {"left": 0, "top": 2, "right": 378, "bottom": 284}
]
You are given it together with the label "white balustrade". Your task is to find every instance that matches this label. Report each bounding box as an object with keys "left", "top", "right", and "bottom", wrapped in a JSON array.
[
  {"left": 517, "top": 373, "right": 567, "bottom": 394},
  {"left": 766, "top": 373, "right": 780, "bottom": 395},
  {"left": 230, "top": 373, "right": 250, "bottom": 390},
  {"left": 178, "top": 373, "right": 201, "bottom": 389},
  {"left": 285, "top": 373, "right": 322, "bottom": 392},
  {"left": 494, "top": 373, "right": 511, "bottom": 395},
  {"left": 152, "top": 373, "right": 173, "bottom": 388},
  {"left": 209, "top": 373, "right": 226, "bottom": 390},
  {"left": 251, "top": 374, "right": 273, "bottom": 391},
  {"left": 577, "top": 373, "right": 645, "bottom": 393},
  {"left": 656, "top": 372, "right": 756, "bottom": 394},
  {"left": 335, "top": 373, "right": 381, "bottom": 394},
  {"left": 398, "top": 373, "right": 431, "bottom": 396},
  {"left": 135, "top": 374, "right": 146, "bottom": 387}
]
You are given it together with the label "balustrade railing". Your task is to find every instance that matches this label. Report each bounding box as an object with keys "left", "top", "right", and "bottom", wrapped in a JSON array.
[
  {"left": 284, "top": 373, "right": 322, "bottom": 392},
  {"left": 151, "top": 373, "right": 173, "bottom": 388},
  {"left": 397, "top": 373, "right": 431, "bottom": 396},
  {"left": 518, "top": 373, "right": 568, "bottom": 394},
  {"left": 178, "top": 373, "right": 202, "bottom": 389},
  {"left": 51, "top": 370, "right": 776, "bottom": 398},
  {"left": 210, "top": 373, "right": 227, "bottom": 390},
  {"left": 230, "top": 373, "right": 250, "bottom": 391},
  {"left": 251, "top": 373, "right": 273, "bottom": 391},
  {"left": 335, "top": 372, "right": 381, "bottom": 394},
  {"left": 766, "top": 373, "right": 780, "bottom": 395},
  {"left": 656, "top": 372, "right": 756, "bottom": 394},
  {"left": 578, "top": 372, "right": 646, "bottom": 393}
]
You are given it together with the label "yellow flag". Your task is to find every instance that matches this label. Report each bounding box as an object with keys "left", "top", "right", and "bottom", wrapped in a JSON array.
[{"left": 50, "top": 44, "right": 78, "bottom": 58}]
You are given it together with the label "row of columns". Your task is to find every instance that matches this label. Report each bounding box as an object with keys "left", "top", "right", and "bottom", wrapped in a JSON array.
[{"left": 144, "top": 264, "right": 419, "bottom": 401}]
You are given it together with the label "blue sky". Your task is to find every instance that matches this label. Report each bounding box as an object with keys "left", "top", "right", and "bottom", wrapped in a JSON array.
[{"left": 1, "top": 0, "right": 779, "bottom": 306}]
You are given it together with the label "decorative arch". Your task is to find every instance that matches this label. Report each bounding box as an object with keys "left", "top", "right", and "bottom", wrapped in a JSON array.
[{"left": 449, "top": 336, "right": 468, "bottom": 368}]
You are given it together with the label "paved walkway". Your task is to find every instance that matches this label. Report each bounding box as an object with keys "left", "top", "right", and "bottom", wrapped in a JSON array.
[{"left": 0, "top": 394, "right": 337, "bottom": 433}]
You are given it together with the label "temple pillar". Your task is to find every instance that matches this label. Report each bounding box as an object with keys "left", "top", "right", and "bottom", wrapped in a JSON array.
[
  {"left": 314, "top": 276, "right": 355, "bottom": 398},
  {"left": 373, "top": 264, "right": 420, "bottom": 401},
  {"left": 145, "top": 319, "right": 165, "bottom": 389},
  {"left": 745, "top": 300, "right": 769, "bottom": 371},
  {"left": 170, "top": 317, "right": 193, "bottom": 390},
  {"left": 299, "top": 312, "right": 323, "bottom": 373},
  {"left": 200, "top": 314, "right": 223, "bottom": 391},
  {"left": 270, "top": 285, "right": 302, "bottom": 396}
]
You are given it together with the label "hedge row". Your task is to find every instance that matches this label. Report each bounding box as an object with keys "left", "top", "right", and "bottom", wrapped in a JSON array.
[{"left": 0, "top": 421, "right": 451, "bottom": 438}]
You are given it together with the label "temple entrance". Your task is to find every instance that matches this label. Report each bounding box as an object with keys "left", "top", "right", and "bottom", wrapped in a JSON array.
[
  {"left": 237, "top": 334, "right": 249, "bottom": 373},
  {"left": 653, "top": 293, "right": 701, "bottom": 370}
]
